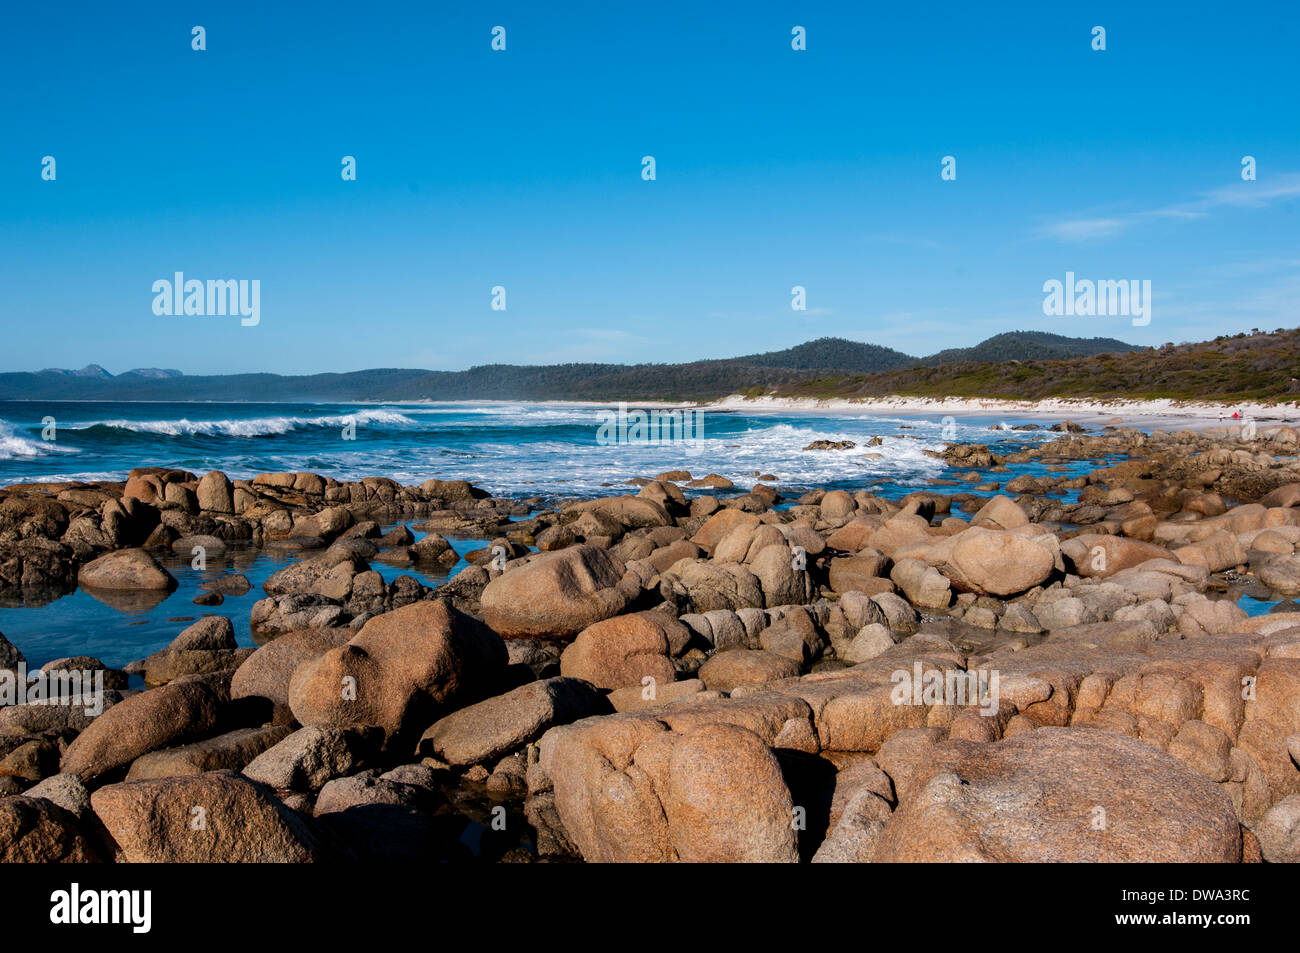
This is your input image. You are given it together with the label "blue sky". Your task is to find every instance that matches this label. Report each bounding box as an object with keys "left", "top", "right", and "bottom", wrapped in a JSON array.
[{"left": 2, "top": 0, "right": 1297, "bottom": 375}]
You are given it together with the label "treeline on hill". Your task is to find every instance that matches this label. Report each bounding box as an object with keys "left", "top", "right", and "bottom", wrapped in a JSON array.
[
  {"left": 0, "top": 331, "right": 1139, "bottom": 402},
  {"left": 768, "top": 330, "right": 1300, "bottom": 403},
  {"left": 914, "top": 331, "right": 1142, "bottom": 367}
]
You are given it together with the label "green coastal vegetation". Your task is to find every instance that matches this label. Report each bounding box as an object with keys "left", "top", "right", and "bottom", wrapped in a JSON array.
[{"left": 765, "top": 329, "right": 1300, "bottom": 404}]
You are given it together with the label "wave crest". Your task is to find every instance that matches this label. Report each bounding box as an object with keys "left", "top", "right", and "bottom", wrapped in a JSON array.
[
  {"left": 0, "top": 420, "right": 80, "bottom": 461},
  {"left": 80, "top": 409, "right": 414, "bottom": 437}
]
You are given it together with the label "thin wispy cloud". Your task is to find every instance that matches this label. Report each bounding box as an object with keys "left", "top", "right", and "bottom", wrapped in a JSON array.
[
  {"left": 1037, "top": 173, "right": 1300, "bottom": 242},
  {"left": 1190, "top": 177, "right": 1300, "bottom": 210},
  {"left": 1040, "top": 218, "right": 1127, "bottom": 241}
]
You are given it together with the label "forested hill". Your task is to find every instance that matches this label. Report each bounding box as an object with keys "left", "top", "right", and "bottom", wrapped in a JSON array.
[
  {"left": 917, "top": 331, "right": 1138, "bottom": 367},
  {"left": 766, "top": 329, "right": 1300, "bottom": 403},
  {"left": 1, "top": 331, "right": 1141, "bottom": 402}
]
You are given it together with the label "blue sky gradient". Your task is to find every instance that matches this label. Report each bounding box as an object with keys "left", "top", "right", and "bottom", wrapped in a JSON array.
[{"left": 2, "top": 1, "right": 1298, "bottom": 374}]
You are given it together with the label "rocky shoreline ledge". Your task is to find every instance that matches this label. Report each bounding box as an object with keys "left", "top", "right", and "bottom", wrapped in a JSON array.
[{"left": 3, "top": 423, "right": 1300, "bottom": 862}]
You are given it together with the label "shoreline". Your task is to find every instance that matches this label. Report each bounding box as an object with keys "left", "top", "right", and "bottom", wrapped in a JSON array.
[
  {"left": 8, "top": 392, "right": 1299, "bottom": 427},
  {"left": 708, "top": 393, "right": 1300, "bottom": 430}
]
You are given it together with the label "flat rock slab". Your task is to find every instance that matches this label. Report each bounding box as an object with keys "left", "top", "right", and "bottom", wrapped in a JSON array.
[
  {"left": 872, "top": 727, "right": 1242, "bottom": 862},
  {"left": 91, "top": 770, "right": 328, "bottom": 862},
  {"left": 126, "top": 724, "right": 292, "bottom": 781},
  {"left": 419, "top": 676, "right": 610, "bottom": 766}
]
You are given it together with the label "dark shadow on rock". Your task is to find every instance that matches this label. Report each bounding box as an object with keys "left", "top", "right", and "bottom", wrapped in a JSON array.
[
  {"left": 314, "top": 804, "right": 462, "bottom": 861},
  {"left": 776, "top": 748, "right": 837, "bottom": 862}
]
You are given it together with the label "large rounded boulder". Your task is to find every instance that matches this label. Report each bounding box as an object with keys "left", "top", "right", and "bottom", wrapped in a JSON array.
[
  {"left": 61, "top": 674, "right": 228, "bottom": 782},
  {"left": 0, "top": 797, "right": 102, "bottom": 862},
  {"left": 659, "top": 559, "right": 764, "bottom": 613},
  {"left": 539, "top": 717, "right": 800, "bottom": 862},
  {"left": 872, "top": 728, "right": 1243, "bottom": 862},
  {"left": 288, "top": 598, "right": 506, "bottom": 745},
  {"left": 927, "top": 528, "right": 1057, "bottom": 597},
  {"left": 231, "top": 628, "right": 355, "bottom": 710},
  {"left": 77, "top": 548, "right": 176, "bottom": 591},
  {"left": 1060, "top": 534, "right": 1171, "bottom": 579},
  {"left": 559, "top": 611, "right": 687, "bottom": 690},
  {"left": 90, "top": 770, "right": 327, "bottom": 862},
  {"left": 662, "top": 724, "right": 800, "bottom": 862},
  {"left": 480, "top": 545, "right": 640, "bottom": 639}
]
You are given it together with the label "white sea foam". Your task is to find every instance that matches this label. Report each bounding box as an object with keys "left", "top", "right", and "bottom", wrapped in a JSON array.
[
  {"left": 0, "top": 403, "right": 1059, "bottom": 496},
  {"left": 83, "top": 409, "right": 415, "bottom": 437},
  {"left": 382, "top": 420, "right": 973, "bottom": 495},
  {"left": 398, "top": 404, "right": 626, "bottom": 426},
  {"left": 0, "top": 420, "right": 80, "bottom": 461}
]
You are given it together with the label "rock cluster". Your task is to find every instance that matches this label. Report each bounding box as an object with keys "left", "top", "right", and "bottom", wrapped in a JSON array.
[
  {"left": 4, "top": 424, "right": 1300, "bottom": 863},
  {"left": 0, "top": 468, "right": 518, "bottom": 601}
]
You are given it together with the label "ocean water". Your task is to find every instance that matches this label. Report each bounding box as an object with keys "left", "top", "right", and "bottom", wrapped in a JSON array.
[
  {"left": 0, "top": 400, "right": 1070, "bottom": 498},
  {"left": 14, "top": 399, "right": 1265, "bottom": 669}
]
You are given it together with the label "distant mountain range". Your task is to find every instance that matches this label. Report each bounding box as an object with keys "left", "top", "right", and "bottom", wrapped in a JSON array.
[
  {"left": 2, "top": 331, "right": 1139, "bottom": 402},
  {"left": 36, "top": 365, "right": 184, "bottom": 380}
]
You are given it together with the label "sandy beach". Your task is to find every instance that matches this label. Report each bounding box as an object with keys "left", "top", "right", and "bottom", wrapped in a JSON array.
[{"left": 709, "top": 393, "right": 1300, "bottom": 431}]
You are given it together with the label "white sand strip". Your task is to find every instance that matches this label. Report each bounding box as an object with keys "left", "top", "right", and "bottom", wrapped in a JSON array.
[{"left": 706, "top": 394, "right": 1300, "bottom": 431}]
